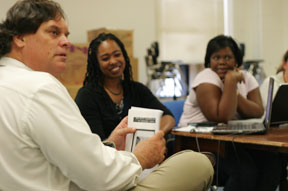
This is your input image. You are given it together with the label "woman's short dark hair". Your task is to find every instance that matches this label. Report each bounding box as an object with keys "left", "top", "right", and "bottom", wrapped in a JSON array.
[
  {"left": 204, "top": 35, "right": 243, "bottom": 68},
  {"left": 0, "top": 0, "right": 65, "bottom": 58},
  {"left": 284, "top": 50, "right": 288, "bottom": 63},
  {"left": 83, "top": 33, "right": 132, "bottom": 87},
  {"left": 276, "top": 50, "right": 288, "bottom": 74}
]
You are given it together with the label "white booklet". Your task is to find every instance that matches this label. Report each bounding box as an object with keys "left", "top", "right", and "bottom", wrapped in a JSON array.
[
  {"left": 125, "top": 106, "right": 163, "bottom": 152},
  {"left": 125, "top": 106, "right": 163, "bottom": 180}
]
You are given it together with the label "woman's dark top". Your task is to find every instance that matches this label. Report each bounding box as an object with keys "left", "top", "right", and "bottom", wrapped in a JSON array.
[{"left": 75, "top": 81, "right": 173, "bottom": 140}]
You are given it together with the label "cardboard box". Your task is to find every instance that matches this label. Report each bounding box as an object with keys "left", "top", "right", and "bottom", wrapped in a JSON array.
[
  {"left": 57, "top": 43, "right": 89, "bottom": 99},
  {"left": 87, "top": 28, "right": 133, "bottom": 58},
  {"left": 130, "top": 57, "right": 138, "bottom": 81},
  {"left": 65, "top": 85, "right": 83, "bottom": 100}
]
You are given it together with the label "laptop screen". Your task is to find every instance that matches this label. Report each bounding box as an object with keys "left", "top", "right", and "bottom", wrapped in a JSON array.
[
  {"left": 264, "top": 78, "right": 274, "bottom": 128},
  {"left": 271, "top": 83, "right": 288, "bottom": 125}
]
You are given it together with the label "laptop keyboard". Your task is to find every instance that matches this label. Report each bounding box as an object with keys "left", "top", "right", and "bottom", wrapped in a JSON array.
[
  {"left": 227, "top": 123, "right": 264, "bottom": 130},
  {"left": 212, "top": 123, "right": 266, "bottom": 134}
]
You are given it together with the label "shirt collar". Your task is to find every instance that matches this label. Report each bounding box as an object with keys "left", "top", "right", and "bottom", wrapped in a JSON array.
[{"left": 0, "top": 57, "right": 33, "bottom": 71}]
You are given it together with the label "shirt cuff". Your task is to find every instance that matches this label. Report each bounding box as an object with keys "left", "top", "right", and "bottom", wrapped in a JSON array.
[{"left": 103, "top": 141, "right": 116, "bottom": 148}]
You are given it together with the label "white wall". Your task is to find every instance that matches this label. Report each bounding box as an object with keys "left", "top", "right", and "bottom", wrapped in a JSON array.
[
  {"left": 232, "top": 0, "right": 288, "bottom": 78},
  {"left": 0, "top": 0, "right": 156, "bottom": 84},
  {"left": 1, "top": 0, "right": 288, "bottom": 83},
  {"left": 262, "top": 0, "right": 288, "bottom": 76},
  {"left": 233, "top": 0, "right": 263, "bottom": 60},
  {"left": 156, "top": 0, "right": 224, "bottom": 64}
]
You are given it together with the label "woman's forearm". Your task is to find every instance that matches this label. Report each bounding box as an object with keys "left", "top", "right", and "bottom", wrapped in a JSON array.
[
  {"left": 160, "top": 115, "right": 175, "bottom": 133},
  {"left": 237, "top": 89, "right": 264, "bottom": 118}
]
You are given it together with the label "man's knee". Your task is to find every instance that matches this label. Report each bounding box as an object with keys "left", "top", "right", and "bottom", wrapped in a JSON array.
[{"left": 167, "top": 150, "right": 214, "bottom": 181}]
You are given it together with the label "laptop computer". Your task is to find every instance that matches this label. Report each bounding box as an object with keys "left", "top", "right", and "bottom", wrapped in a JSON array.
[
  {"left": 212, "top": 77, "right": 274, "bottom": 134},
  {"left": 270, "top": 83, "right": 288, "bottom": 126}
]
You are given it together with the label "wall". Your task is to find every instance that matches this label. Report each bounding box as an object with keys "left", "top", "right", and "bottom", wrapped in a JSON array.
[
  {"left": 0, "top": 0, "right": 156, "bottom": 84},
  {"left": 1, "top": 0, "right": 288, "bottom": 83},
  {"left": 233, "top": 0, "right": 263, "bottom": 60},
  {"left": 156, "top": 0, "right": 224, "bottom": 64},
  {"left": 232, "top": 0, "right": 288, "bottom": 78},
  {"left": 262, "top": 0, "right": 288, "bottom": 76}
]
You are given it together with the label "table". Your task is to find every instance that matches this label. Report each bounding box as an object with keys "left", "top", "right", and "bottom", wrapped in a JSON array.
[{"left": 171, "top": 126, "right": 288, "bottom": 157}]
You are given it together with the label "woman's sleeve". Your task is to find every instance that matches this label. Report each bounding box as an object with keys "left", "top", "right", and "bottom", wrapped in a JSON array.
[
  {"left": 245, "top": 71, "right": 260, "bottom": 92},
  {"left": 75, "top": 87, "right": 106, "bottom": 139},
  {"left": 192, "top": 68, "right": 223, "bottom": 89}
]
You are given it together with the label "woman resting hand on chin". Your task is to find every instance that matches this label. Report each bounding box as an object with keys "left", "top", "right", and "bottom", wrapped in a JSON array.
[{"left": 179, "top": 35, "right": 281, "bottom": 191}]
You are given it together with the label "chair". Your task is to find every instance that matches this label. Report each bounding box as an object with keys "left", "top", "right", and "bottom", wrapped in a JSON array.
[
  {"left": 162, "top": 99, "right": 185, "bottom": 157},
  {"left": 162, "top": 99, "right": 185, "bottom": 127}
]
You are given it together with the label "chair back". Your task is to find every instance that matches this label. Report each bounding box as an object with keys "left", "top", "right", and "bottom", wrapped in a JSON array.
[{"left": 162, "top": 99, "right": 185, "bottom": 127}]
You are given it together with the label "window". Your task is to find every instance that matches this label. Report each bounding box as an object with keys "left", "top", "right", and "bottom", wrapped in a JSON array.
[{"left": 156, "top": 0, "right": 224, "bottom": 64}]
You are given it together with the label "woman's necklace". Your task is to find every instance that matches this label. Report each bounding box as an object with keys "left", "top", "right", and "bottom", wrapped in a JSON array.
[{"left": 105, "top": 86, "right": 122, "bottom": 96}]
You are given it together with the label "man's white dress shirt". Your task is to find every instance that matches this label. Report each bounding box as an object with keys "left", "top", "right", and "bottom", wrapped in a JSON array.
[{"left": 0, "top": 57, "right": 141, "bottom": 191}]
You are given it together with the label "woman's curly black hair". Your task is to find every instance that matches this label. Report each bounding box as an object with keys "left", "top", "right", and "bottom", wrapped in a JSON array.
[{"left": 83, "top": 32, "right": 133, "bottom": 87}]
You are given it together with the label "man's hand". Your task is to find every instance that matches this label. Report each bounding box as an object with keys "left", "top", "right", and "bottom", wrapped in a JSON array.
[
  {"left": 105, "top": 117, "right": 136, "bottom": 150},
  {"left": 133, "top": 130, "right": 166, "bottom": 169}
]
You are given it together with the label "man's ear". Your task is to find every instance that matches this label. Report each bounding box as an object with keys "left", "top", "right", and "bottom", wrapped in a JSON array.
[{"left": 13, "top": 35, "right": 26, "bottom": 48}]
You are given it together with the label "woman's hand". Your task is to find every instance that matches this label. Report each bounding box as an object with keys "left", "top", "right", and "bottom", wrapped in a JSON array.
[{"left": 225, "top": 68, "right": 245, "bottom": 84}]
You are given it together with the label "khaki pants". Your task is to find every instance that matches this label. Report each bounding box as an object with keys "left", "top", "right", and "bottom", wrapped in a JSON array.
[{"left": 130, "top": 150, "right": 214, "bottom": 191}]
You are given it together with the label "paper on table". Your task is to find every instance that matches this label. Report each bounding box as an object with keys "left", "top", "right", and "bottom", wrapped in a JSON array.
[{"left": 174, "top": 125, "right": 214, "bottom": 133}]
